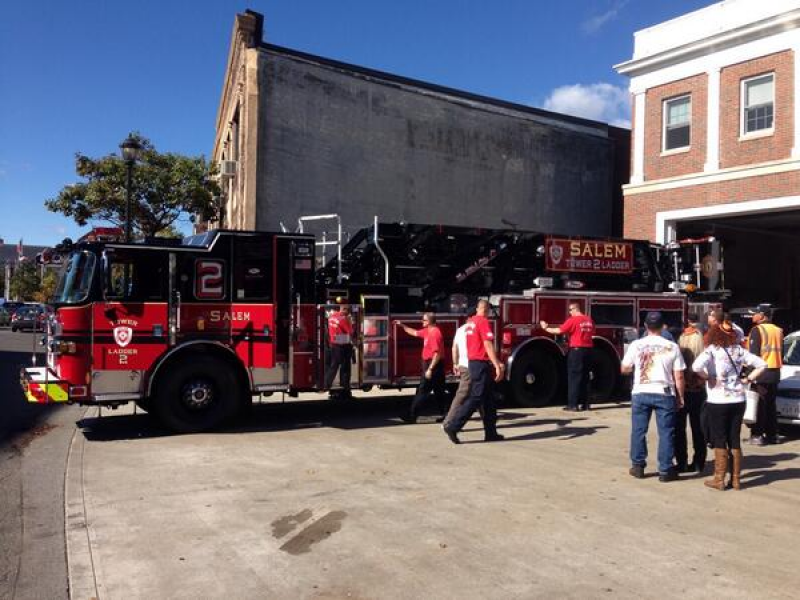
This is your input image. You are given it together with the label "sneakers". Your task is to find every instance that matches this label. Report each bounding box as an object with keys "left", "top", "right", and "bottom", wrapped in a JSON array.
[
  {"left": 629, "top": 465, "right": 645, "bottom": 479},
  {"left": 658, "top": 468, "right": 679, "bottom": 483},
  {"left": 747, "top": 435, "right": 766, "bottom": 446},
  {"left": 484, "top": 433, "right": 505, "bottom": 442},
  {"left": 563, "top": 406, "right": 579, "bottom": 412}
]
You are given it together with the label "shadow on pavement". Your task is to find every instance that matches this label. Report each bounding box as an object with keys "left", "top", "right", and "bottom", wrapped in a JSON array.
[
  {"left": 76, "top": 395, "right": 601, "bottom": 443},
  {"left": 741, "top": 451, "right": 800, "bottom": 488},
  {"left": 0, "top": 347, "right": 62, "bottom": 446}
]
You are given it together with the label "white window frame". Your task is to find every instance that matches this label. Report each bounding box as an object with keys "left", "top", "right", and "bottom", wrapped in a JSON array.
[
  {"left": 662, "top": 94, "right": 692, "bottom": 153},
  {"left": 740, "top": 72, "right": 775, "bottom": 138}
]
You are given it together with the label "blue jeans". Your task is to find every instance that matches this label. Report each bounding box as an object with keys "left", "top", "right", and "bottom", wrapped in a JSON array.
[{"left": 630, "top": 393, "right": 677, "bottom": 474}]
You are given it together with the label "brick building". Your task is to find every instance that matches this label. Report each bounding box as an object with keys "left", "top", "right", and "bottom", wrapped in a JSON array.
[
  {"left": 210, "top": 11, "right": 629, "bottom": 242},
  {"left": 615, "top": 0, "right": 800, "bottom": 309}
]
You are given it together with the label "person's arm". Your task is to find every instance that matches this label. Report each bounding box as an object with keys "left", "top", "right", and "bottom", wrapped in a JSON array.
[
  {"left": 425, "top": 350, "right": 440, "bottom": 379},
  {"left": 620, "top": 344, "right": 635, "bottom": 374},
  {"left": 400, "top": 324, "right": 419, "bottom": 337},
  {"left": 673, "top": 369, "right": 685, "bottom": 408},
  {"left": 742, "top": 352, "right": 767, "bottom": 384},
  {"left": 748, "top": 326, "right": 762, "bottom": 356},
  {"left": 452, "top": 340, "right": 460, "bottom": 375},
  {"left": 484, "top": 340, "right": 505, "bottom": 382},
  {"left": 539, "top": 320, "right": 565, "bottom": 335}
]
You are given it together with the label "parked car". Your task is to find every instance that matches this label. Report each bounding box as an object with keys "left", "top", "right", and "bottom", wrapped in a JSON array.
[
  {"left": 0, "top": 306, "right": 11, "bottom": 327},
  {"left": 10, "top": 304, "right": 51, "bottom": 332},
  {"left": 0, "top": 301, "right": 25, "bottom": 317},
  {"left": 776, "top": 330, "right": 800, "bottom": 426}
]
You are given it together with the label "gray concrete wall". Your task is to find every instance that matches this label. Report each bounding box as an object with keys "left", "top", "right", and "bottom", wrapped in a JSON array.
[{"left": 256, "top": 48, "right": 622, "bottom": 238}]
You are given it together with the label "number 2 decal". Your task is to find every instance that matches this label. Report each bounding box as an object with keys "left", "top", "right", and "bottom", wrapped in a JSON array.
[{"left": 195, "top": 260, "right": 225, "bottom": 299}]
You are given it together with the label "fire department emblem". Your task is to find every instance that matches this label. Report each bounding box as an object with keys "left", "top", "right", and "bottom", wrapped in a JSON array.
[
  {"left": 548, "top": 244, "right": 563, "bottom": 266},
  {"left": 113, "top": 326, "right": 133, "bottom": 348}
]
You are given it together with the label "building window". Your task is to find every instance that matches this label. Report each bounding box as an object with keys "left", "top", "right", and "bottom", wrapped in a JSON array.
[
  {"left": 742, "top": 73, "right": 774, "bottom": 135},
  {"left": 663, "top": 95, "right": 691, "bottom": 151}
]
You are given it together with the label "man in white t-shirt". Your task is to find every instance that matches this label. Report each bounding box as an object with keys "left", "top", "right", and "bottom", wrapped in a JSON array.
[
  {"left": 442, "top": 310, "right": 476, "bottom": 429},
  {"left": 621, "top": 311, "right": 686, "bottom": 482}
]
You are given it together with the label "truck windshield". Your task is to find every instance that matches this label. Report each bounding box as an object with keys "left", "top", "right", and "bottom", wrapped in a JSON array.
[{"left": 52, "top": 251, "right": 96, "bottom": 304}]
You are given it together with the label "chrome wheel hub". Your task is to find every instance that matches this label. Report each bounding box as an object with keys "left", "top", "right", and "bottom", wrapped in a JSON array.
[{"left": 181, "top": 379, "right": 214, "bottom": 410}]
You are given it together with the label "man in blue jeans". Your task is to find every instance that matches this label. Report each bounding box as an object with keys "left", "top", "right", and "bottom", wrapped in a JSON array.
[{"left": 621, "top": 312, "right": 686, "bottom": 482}]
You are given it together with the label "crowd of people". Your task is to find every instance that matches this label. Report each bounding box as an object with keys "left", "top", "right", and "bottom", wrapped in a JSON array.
[
  {"left": 324, "top": 299, "right": 785, "bottom": 489},
  {"left": 623, "top": 305, "right": 783, "bottom": 490}
]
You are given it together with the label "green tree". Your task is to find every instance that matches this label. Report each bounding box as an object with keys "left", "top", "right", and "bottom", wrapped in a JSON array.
[
  {"left": 34, "top": 269, "right": 59, "bottom": 303},
  {"left": 45, "top": 133, "right": 220, "bottom": 238},
  {"left": 9, "top": 261, "right": 40, "bottom": 301}
]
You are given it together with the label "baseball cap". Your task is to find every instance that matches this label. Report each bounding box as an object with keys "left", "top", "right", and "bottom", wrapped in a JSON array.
[
  {"left": 644, "top": 311, "right": 664, "bottom": 329},
  {"left": 748, "top": 303, "right": 773, "bottom": 319}
]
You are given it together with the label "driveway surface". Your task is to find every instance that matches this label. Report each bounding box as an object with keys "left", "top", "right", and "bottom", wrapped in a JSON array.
[{"left": 66, "top": 394, "right": 800, "bottom": 599}]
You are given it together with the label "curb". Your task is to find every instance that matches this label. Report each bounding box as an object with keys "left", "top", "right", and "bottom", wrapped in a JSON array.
[{"left": 64, "top": 407, "right": 100, "bottom": 600}]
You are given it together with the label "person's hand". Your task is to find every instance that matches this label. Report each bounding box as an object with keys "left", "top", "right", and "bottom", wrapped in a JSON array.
[
  {"left": 539, "top": 320, "right": 548, "bottom": 330},
  {"left": 425, "top": 368, "right": 433, "bottom": 380},
  {"left": 676, "top": 395, "right": 685, "bottom": 409},
  {"left": 453, "top": 366, "right": 460, "bottom": 376},
  {"left": 493, "top": 363, "right": 505, "bottom": 382}
]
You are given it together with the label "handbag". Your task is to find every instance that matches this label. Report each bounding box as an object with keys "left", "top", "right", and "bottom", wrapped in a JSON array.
[{"left": 722, "top": 346, "right": 760, "bottom": 424}]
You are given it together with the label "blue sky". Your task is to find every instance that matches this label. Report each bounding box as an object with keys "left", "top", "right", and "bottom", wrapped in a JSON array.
[{"left": 0, "top": 0, "right": 712, "bottom": 247}]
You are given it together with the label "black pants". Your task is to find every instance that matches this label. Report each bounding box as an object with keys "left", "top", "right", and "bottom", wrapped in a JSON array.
[
  {"left": 750, "top": 382, "right": 778, "bottom": 439},
  {"left": 445, "top": 360, "right": 498, "bottom": 436},
  {"left": 567, "top": 348, "right": 591, "bottom": 409},
  {"left": 705, "top": 402, "right": 745, "bottom": 450},
  {"left": 324, "top": 344, "right": 352, "bottom": 391},
  {"left": 674, "top": 389, "right": 707, "bottom": 467},
  {"left": 409, "top": 360, "right": 447, "bottom": 418}
]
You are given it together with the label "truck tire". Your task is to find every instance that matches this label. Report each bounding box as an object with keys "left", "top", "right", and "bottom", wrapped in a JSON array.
[
  {"left": 510, "top": 348, "right": 560, "bottom": 408},
  {"left": 153, "top": 356, "right": 241, "bottom": 433},
  {"left": 589, "top": 348, "right": 618, "bottom": 401}
]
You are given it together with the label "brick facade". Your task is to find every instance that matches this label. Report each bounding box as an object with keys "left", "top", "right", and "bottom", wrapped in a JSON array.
[
  {"left": 623, "top": 169, "right": 800, "bottom": 239},
  {"left": 644, "top": 74, "right": 708, "bottom": 181},
  {"left": 719, "top": 50, "right": 794, "bottom": 169}
]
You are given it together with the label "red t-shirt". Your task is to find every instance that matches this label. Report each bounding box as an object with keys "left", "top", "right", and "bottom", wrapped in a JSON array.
[
  {"left": 328, "top": 312, "right": 352, "bottom": 344},
  {"left": 417, "top": 326, "right": 444, "bottom": 360},
  {"left": 558, "top": 315, "right": 595, "bottom": 348},
  {"left": 465, "top": 315, "right": 494, "bottom": 361}
]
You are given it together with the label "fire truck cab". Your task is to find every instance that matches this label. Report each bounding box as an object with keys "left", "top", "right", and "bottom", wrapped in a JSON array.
[{"left": 22, "top": 229, "right": 322, "bottom": 432}]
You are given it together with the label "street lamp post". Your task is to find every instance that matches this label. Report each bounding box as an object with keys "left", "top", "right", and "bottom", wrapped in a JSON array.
[{"left": 120, "top": 136, "right": 143, "bottom": 243}]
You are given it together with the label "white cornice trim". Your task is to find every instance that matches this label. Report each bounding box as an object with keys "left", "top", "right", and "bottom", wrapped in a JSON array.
[
  {"left": 615, "top": 9, "right": 800, "bottom": 77},
  {"left": 623, "top": 157, "right": 800, "bottom": 195}
]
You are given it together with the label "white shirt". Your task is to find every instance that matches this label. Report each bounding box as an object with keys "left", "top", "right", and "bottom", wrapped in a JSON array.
[
  {"left": 622, "top": 334, "right": 686, "bottom": 395},
  {"left": 732, "top": 323, "right": 745, "bottom": 345},
  {"left": 453, "top": 323, "right": 469, "bottom": 368},
  {"left": 692, "top": 345, "right": 766, "bottom": 404}
]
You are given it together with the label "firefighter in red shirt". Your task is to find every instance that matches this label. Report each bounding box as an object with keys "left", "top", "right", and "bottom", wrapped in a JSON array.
[
  {"left": 540, "top": 301, "right": 596, "bottom": 411},
  {"left": 324, "top": 303, "right": 353, "bottom": 398},
  {"left": 399, "top": 313, "right": 447, "bottom": 423},
  {"left": 443, "top": 299, "right": 505, "bottom": 444}
]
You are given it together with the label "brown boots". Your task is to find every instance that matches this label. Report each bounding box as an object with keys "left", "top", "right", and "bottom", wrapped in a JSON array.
[
  {"left": 704, "top": 449, "right": 728, "bottom": 490},
  {"left": 730, "top": 449, "right": 743, "bottom": 490},
  {"left": 704, "top": 448, "right": 743, "bottom": 491}
]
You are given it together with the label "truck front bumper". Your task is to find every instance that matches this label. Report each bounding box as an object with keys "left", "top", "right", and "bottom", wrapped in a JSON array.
[{"left": 20, "top": 367, "right": 70, "bottom": 404}]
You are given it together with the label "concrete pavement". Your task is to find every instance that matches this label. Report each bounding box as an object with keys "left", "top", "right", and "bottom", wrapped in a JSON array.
[{"left": 65, "top": 394, "right": 800, "bottom": 599}]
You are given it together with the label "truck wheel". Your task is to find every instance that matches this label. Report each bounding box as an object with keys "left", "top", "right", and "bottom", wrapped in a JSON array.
[
  {"left": 510, "top": 349, "right": 559, "bottom": 407},
  {"left": 589, "top": 348, "right": 618, "bottom": 401},
  {"left": 153, "top": 357, "right": 241, "bottom": 433}
]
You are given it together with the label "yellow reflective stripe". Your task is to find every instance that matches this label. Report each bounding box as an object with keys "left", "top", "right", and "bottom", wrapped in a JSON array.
[{"left": 45, "top": 383, "right": 69, "bottom": 403}]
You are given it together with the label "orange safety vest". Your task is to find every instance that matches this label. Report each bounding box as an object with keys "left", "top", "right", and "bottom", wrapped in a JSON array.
[{"left": 750, "top": 323, "right": 783, "bottom": 369}]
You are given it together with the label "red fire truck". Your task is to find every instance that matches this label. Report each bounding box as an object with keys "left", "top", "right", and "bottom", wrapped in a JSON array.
[{"left": 21, "top": 222, "right": 690, "bottom": 432}]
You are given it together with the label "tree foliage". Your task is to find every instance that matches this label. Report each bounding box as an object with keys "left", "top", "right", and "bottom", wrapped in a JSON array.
[
  {"left": 46, "top": 134, "right": 220, "bottom": 238},
  {"left": 9, "top": 261, "right": 41, "bottom": 301},
  {"left": 34, "top": 269, "right": 59, "bottom": 303}
]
